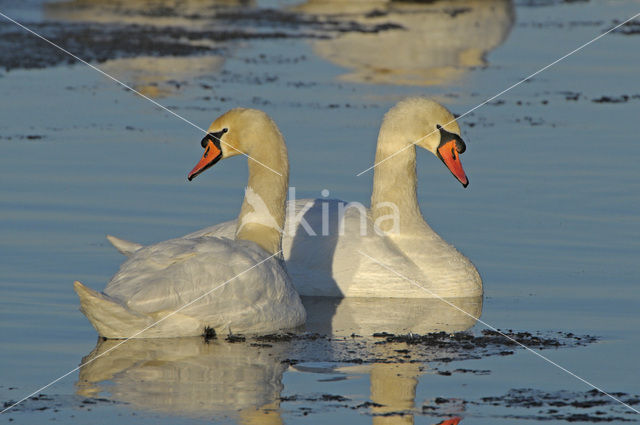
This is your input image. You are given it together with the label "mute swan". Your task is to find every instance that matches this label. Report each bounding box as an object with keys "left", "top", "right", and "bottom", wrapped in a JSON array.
[
  {"left": 74, "top": 108, "right": 306, "bottom": 338},
  {"left": 108, "top": 98, "right": 482, "bottom": 299}
]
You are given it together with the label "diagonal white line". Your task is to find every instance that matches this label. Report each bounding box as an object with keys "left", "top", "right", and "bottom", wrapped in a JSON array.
[
  {"left": 358, "top": 249, "right": 640, "bottom": 415},
  {"left": 0, "top": 10, "right": 282, "bottom": 177},
  {"left": 356, "top": 11, "right": 640, "bottom": 177},
  {"left": 0, "top": 250, "right": 282, "bottom": 414}
]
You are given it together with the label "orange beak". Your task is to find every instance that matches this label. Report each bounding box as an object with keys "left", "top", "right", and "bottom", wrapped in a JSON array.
[
  {"left": 437, "top": 139, "right": 468, "bottom": 187},
  {"left": 188, "top": 139, "right": 222, "bottom": 181}
]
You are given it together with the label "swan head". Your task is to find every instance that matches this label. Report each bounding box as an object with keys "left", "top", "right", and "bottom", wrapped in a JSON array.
[
  {"left": 187, "top": 108, "right": 281, "bottom": 181},
  {"left": 383, "top": 97, "right": 469, "bottom": 187}
]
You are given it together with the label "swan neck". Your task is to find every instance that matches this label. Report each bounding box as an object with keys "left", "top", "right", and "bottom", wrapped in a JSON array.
[
  {"left": 235, "top": 131, "right": 289, "bottom": 257},
  {"left": 371, "top": 131, "right": 427, "bottom": 233}
]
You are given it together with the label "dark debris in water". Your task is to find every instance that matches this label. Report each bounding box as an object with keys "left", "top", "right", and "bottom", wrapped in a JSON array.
[
  {"left": 463, "top": 91, "right": 640, "bottom": 114},
  {"left": 220, "top": 332, "right": 325, "bottom": 344},
  {"left": 254, "top": 333, "right": 294, "bottom": 342},
  {"left": 371, "top": 329, "right": 593, "bottom": 349},
  {"left": 592, "top": 94, "right": 640, "bottom": 104},
  {"left": 2, "top": 394, "right": 121, "bottom": 414},
  {"left": 214, "top": 8, "right": 405, "bottom": 34},
  {"left": 255, "top": 332, "right": 325, "bottom": 342},
  {"left": 250, "top": 342, "right": 273, "bottom": 348},
  {"left": 281, "top": 385, "right": 640, "bottom": 422},
  {"left": 0, "top": 134, "right": 46, "bottom": 141},
  {"left": 213, "top": 328, "right": 598, "bottom": 369},
  {"left": 518, "top": 1, "right": 591, "bottom": 8},
  {"left": 280, "top": 393, "right": 350, "bottom": 403},
  {"left": 0, "top": 22, "right": 318, "bottom": 71},
  {"left": 423, "top": 388, "right": 640, "bottom": 423},
  {"left": 224, "top": 334, "right": 246, "bottom": 343},
  {"left": 0, "top": 331, "right": 608, "bottom": 422},
  {"left": 0, "top": 23, "right": 205, "bottom": 71},
  {"left": 9, "top": 387, "right": 637, "bottom": 423},
  {"left": 611, "top": 19, "right": 640, "bottom": 36},
  {"left": 202, "top": 326, "right": 216, "bottom": 342},
  {"left": 0, "top": 5, "right": 405, "bottom": 71},
  {"left": 353, "top": 400, "right": 384, "bottom": 409},
  {"left": 559, "top": 90, "right": 582, "bottom": 101}
]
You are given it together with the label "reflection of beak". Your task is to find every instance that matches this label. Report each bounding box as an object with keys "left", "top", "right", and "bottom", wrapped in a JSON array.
[
  {"left": 437, "top": 140, "right": 468, "bottom": 187},
  {"left": 188, "top": 140, "right": 222, "bottom": 181},
  {"left": 434, "top": 417, "right": 461, "bottom": 425}
]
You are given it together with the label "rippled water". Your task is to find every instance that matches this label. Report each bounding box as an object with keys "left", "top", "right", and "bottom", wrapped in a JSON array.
[{"left": 1, "top": 0, "right": 640, "bottom": 424}]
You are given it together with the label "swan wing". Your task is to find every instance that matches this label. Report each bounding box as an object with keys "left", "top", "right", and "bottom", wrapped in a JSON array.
[{"left": 103, "top": 236, "right": 305, "bottom": 334}]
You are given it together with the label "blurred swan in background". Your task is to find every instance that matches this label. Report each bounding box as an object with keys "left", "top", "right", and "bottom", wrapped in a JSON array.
[
  {"left": 75, "top": 108, "right": 305, "bottom": 338},
  {"left": 294, "top": 0, "right": 515, "bottom": 86},
  {"left": 43, "top": 0, "right": 514, "bottom": 93}
]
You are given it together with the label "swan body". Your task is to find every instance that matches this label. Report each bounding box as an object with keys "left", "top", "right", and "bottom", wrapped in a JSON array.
[
  {"left": 187, "top": 197, "right": 480, "bottom": 298},
  {"left": 151, "top": 98, "right": 482, "bottom": 299},
  {"left": 75, "top": 109, "right": 306, "bottom": 338}
]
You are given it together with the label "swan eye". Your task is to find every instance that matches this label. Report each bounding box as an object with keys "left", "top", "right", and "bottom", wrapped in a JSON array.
[
  {"left": 201, "top": 128, "right": 228, "bottom": 148},
  {"left": 437, "top": 124, "right": 466, "bottom": 154}
]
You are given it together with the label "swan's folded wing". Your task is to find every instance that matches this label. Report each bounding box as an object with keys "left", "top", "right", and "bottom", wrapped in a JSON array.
[{"left": 102, "top": 237, "right": 282, "bottom": 318}]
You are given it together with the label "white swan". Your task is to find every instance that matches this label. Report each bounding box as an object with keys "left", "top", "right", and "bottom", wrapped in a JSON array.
[
  {"left": 109, "top": 98, "right": 482, "bottom": 299},
  {"left": 74, "top": 108, "right": 306, "bottom": 338}
]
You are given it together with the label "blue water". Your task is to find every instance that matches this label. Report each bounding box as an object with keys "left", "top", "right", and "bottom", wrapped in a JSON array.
[{"left": 1, "top": 0, "right": 640, "bottom": 423}]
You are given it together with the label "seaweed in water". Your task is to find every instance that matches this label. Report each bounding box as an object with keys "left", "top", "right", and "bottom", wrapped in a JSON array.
[{"left": 202, "top": 326, "right": 216, "bottom": 342}]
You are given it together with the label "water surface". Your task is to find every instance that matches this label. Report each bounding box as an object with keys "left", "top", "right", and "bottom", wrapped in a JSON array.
[{"left": 1, "top": 0, "right": 640, "bottom": 423}]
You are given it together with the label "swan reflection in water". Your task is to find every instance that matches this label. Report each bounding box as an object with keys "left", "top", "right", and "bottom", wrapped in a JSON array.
[
  {"left": 294, "top": 0, "right": 514, "bottom": 86},
  {"left": 302, "top": 296, "right": 482, "bottom": 424},
  {"left": 43, "top": 0, "right": 514, "bottom": 93},
  {"left": 77, "top": 296, "right": 481, "bottom": 424},
  {"left": 77, "top": 337, "right": 290, "bottom": 423}
]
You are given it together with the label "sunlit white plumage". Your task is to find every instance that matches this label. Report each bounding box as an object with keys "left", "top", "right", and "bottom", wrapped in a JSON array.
[
  {"left": 285, "top": 98, "right": 482, "bottom": 297},
  {"left": 75, "top": 108, "right": 305, "bottom": 338},
  {"left": 180, "top": 98, "right": 483, "bottom": 298}
]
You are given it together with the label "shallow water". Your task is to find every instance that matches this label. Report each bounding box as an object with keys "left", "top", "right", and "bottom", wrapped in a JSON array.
[{"left": 1, "top": 0, "right": 640, "bottom": 424}]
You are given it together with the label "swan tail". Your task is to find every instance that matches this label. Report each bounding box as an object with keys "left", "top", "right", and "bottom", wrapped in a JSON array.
[
  {"left": 74, "top": 281, "right": 204, "bottom": 338},
  {"left": 74, "top": 281, "right": 150, "bottom": 339},
  {"left": 106, "top": 235, "right": 143, "bottom": 257}
]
